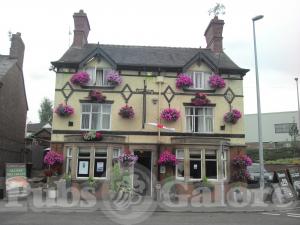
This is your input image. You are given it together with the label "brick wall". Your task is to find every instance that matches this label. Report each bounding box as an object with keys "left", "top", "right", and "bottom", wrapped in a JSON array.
[{"left": 0, "top": 64, "right": 27, "bottom": 176}]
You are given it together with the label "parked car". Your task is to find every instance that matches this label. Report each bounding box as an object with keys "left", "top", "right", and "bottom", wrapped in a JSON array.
[{"left": 247, "top": 163, "right": 274, "bottom": 187}]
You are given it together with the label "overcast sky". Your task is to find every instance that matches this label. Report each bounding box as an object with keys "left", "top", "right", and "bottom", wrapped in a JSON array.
[{"left": 0, "top": 0, "right": 299, "bottom": 123}]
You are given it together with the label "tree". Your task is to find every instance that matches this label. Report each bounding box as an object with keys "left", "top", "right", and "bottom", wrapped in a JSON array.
[
  {"left": 38, "top": 97, "right": 53, "bottom": 124},
  {"left": 208, "top": 3, "right": 226, "bottom": 17},
  {"left": 289, "top": 123, "right": 299, "bottom": 157}
]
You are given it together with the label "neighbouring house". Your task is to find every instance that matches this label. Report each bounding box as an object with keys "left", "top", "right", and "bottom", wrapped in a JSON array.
[
  {"left": 0, "top": 33, "right": 28, "bottom": 177},
  {"left": 245, "top": 111, "right": 299, "bottom": 149},
  {"left": 25, "top": 122, "right": 51, "bottom": 170},
  {"left": 50, "top": 10, "right": 249, "bottom": 198}
]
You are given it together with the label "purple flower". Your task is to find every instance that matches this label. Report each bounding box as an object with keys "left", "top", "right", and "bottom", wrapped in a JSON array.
[
  {"left": 89, "top": 90, "right": 106, "bottom": 102},
  {"left": 224, "top": 109, "right": 242, "bottom": 124},
  {"left": 54, "top": 103, "right": 74, "bottom": 117},
  {"left": 82, "top": 131, "right": 103, "bottom": 141},
  {"left": 119, "top": 105, "right": 135, "bottom": 119},
  {"left": 191, "top": 92, "right": 210, "bottom": 106},
  {"left": 70, "top": 71, "right": 90, "bottom": 86},
  {"left": 160, "top": 108, "right": 180, "bottom": 122},
  {"left": 44, "top": 151, "right": 64, "bottom": 166},
  {"left": 158, "top": 149, "right": 177, "bottom": 166},
  {"left": 106, "top": 70, "right": 122, "bottom": 86},
  {"left": 208, "top": 74, "right": 225, "bottom": 89},
  {"left": 118, "top": 149, "right": 138, "bottom": 167},
  {"left": 176, "top": 73, "right": 193, "bottom": 89}
]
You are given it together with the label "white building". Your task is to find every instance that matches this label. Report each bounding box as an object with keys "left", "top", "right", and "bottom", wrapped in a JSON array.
[{"left": 245, "top": 111, "right": 299, "bottom": 148}]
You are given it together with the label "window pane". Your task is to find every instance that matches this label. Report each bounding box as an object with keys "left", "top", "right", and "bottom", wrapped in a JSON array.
[
  {"left": 96, "top": 70, "right": 103, "bottom": 86},
  {"left": 92, "top": 104, "right": 101, "bottom": 113},
  {"left": 176, "top": 150, "right": 184, "bottom": 159},
  {"left": 205, "top": 150, "right": 216, "bottom": 158},
  {"left": 67, "top": 148, "right": 72, "bottom": 157},
  {"left": 102, "top": 114, "right": 110, "bottom": 129},
  {"left": 206, "top": 161, "right": 217, "bottom": 179},
  {"left": 78, "top": 149, "right": 90, "bottom": 157},
  {"left": 91, "top": 113, "right": 101, "bottom": 130},
  {"left": 67, "top": 159, "right": 72, "bottom": 175},
  {"left": 177, "top": 161, "right": 184, "bottom": 178},
  {"left": 203, "top": 73, "right": 211, "bottom": 89},
  {"left": 82, "top": 104, "right": 91, "bottom": 113},
  {"left": 194, "top": 72, "right": 202, "bottom": 89},
  {"left": 190, "top": 152, "right": 201, "bottom": 159},
  {"left": 77, "top": 159, "right": 90, "bottom": 177},
  {"left": 195, "top": 108, "right": 204, "bottom": 115},
  {"left": 205, "top": 117, "right": 213, "bottom": 132},
  {"left": 185, "top": 107, "right": 193, "bottom": 116},
  {"left": 81, "top": 114, "right": 90, "bottom": 129},
  {"left": 94, "top": 158, "right": 107, "bottom": 177},
  {"left": 205, "top": 108, "right": 213, "bottom": 116},
  {"left": 190, "top": 160, "right": 201, "bottom": 179},
  {"left": 196, "top": 115, "right": 204, "bottom": 132},
  {"left": 186, "top": 116, "right": 193, "bottom": 132},
  {"left": 95, "top": 149, "right": 107, "bottom": 157},
  {"left": 85, "top": 68, "right": 95, "bottom": 85},
  {"left": 102, "top": 104, "right": 111, "bottom": 114}
]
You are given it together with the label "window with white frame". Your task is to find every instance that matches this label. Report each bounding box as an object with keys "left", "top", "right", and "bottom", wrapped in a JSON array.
[
  {"left": 81, "top": 103, "right": 111, "bottom": 130},
  {"left": 112, "top": 148, "right": 121, "bottom": 166},
  {"left": 176, "top": 150, "right": 185, "bottom": 180},
  {"left": 205, "top": 150, "right": 217, "bottom": 179},
  {"left": 189, "top": 150, "right": 202, "bottom": 180},
  {"left": 85, "top": 67, "right": 111, "bottom": 86},
  {"left": 187, "top": 71, "right": 211, "bottom": 89},
  {"left": 221, "top": 148, "right": 227, "bottom": 179},
  {"left": 66, "top": 148, "right": 72, "bottom": 175},
  {"left": 77, "top": 148, "right": 91, "bottom": 178},
  {"left": 94, "top": 148, "right": 107, "bottom": 178},
  {"left": 185, "top": 107, "right": 213, "bottom": 133}
]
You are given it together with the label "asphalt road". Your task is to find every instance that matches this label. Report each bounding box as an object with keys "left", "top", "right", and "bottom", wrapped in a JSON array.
[{"left": 0, "top": 208, "right": 300, "bottom": 225}]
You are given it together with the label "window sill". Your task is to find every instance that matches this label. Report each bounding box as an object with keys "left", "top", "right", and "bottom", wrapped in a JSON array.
[
  {"left": 183, "top": 88, "right": 216, "bottom": 93},
  {"left": 80, "top": 85, "right": 116, "bottom": 89}
]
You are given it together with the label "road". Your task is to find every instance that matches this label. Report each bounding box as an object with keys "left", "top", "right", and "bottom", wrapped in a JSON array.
[{"left": 0, "top": 208, "right": 300, "bottom": 225}]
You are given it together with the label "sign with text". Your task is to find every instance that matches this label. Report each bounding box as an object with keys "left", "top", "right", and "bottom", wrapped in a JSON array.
[
  {"left": 275, "top": 170, "right": 296, "bottom": 201},
  {"left": 5, "top": 163, "right": 29, "bottom": 198}
]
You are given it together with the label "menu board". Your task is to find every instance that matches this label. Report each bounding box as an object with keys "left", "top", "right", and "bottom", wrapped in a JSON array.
[
  {"left": 275, "top": 170, "right": 296, "bottom": 201},
  {"left": 288, "top": 168, "right": 300, "bottom": 194},
  {"left": 5, "top": 163, "right": 29, "bottom": 197}
]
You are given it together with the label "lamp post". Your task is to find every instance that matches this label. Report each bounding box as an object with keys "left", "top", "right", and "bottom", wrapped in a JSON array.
[
  {"left": 252, "top": 15, "right": 264, "bottom": 194},
  {"left": 295, "top": 78, "right": 300, "bottom": 130}
]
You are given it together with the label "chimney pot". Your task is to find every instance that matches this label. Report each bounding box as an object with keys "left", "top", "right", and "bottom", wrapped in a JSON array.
[
  {"left": 204, "top": 17, "right": 224, "bottom": 53},
  {"left": 72, "top": 10, "right": 90, "bottom": 48},
  {"left": 9, "top": 32, "right": 25, "bottom": 68}
]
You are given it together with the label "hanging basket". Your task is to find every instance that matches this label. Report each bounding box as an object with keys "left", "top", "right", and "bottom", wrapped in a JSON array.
[
  {"left": 160, "top": 108, "right": 180, "bottom": 122},
  {"left": 119, "top": 105, "right": 135, "bottom": 119}
]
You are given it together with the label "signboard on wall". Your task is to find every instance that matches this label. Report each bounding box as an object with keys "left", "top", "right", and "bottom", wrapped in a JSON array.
[
  {"left": 274, "top": 170, "right": 296, "bottom": 202},
  {"left": 5, "top": 163, "right": 29, "bottom": 198}
]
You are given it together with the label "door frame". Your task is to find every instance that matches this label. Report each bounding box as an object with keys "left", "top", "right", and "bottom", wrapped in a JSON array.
[{"left": 133, "top": 150, "right": 153, "bottom": 197}]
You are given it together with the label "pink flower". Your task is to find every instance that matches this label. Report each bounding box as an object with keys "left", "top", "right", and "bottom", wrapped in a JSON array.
[
  {"left": 191, "top": 92, "right": 210, "bottom": 106},
  {"left": 158, "top": 149, "right": 177, "bottom": 166},
  {"left": 176, "top": 73, "right": 193, "bottom": 89},
  {"left": 54, "top": 103, "right": 74, "bottom": 117},
  {"left": 224, "top": 109, "right": 242, "bottom": 124},
  {"left": 106, "top": 70, "right": 122, "bottom": 86},
  {"left": 160, "top": 108, "right": 180, "bottom": 122},
  {"left": 89, "top": 90, "right": 106, "bottom": 102},
  {"left": 208, "top": 74, "right": 225, "bottom": 89},
  {"left": 44, "top": 151, "right": 64, "bottom": 166},
  {"left": 119, "top": 105, "right": 135, "bottom": 119},
  {"left": 70, "top": 71, "right": 90, "bottom": 85}
]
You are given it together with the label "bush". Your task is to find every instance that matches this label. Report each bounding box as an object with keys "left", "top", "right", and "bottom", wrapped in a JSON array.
[{"left": 246, "top": 147, "right": 300, "bottom": 162}]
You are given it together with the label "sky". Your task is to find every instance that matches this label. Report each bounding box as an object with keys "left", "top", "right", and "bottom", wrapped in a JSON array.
[{"left": 0, "top": 0, "right": 299, "bottom": 123}]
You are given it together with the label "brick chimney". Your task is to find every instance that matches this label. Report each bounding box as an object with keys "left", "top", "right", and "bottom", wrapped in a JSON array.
[
  {"left": 9, "top": 32, "right": 25, "bottom": 68},
  {"left": 204, "top": 16, "right": 224, "bottom": 53},
  {"left": 72, "top": 10, "right": 90, "bottom": 48}
]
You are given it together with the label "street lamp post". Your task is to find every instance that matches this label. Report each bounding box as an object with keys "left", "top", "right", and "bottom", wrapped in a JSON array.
[
  {"left": 252, "top": 15, "right": 264, "bottom": 195},
  {"left": 295, "top": 78, "right": 300, "bottom": 130}
]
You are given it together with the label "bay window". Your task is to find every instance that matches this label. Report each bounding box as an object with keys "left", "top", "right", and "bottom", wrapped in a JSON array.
[
  {"left": 189, "top": 150, "right": 202, "bottom": 180},
  {"left": 185, "top": 107, "right": 213, "bottom": 133},
  {"left": 94, "top": 148, "right": 107, "bottom": 178},
  {"left": 205, "top": 150, "right": 217, "bottom": 179},
  {"left": 77, "top": 148, "right": 90, "bottom": 178},
  {"left": 81, "top": 103, "right": 111, "bottom": 130}
]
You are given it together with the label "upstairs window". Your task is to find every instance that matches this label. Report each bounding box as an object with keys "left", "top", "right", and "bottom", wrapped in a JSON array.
[
  {"left": 274, "top": 123, "right": 297, "bottom": 133},
  {"left": 187, "top": 71, "right": 211, "bottom": 90},
  {"left": 185, "top": 107, "right": 213, "bottom": 133},
  {"left": 81, "top": 103, "right": 111, "bottom": 130},
  {"left": 85, "top": 67, "right": 111, "bottom": 86}
]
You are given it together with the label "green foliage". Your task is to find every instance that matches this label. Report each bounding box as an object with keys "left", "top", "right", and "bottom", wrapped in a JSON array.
[
  {"left": 265, "top": 158, "right": 300, "bottom": 165},
  {"left": 38, "top": 97, "right": 53, "bottom": 124},
  {"left": 111, "top": 163, "right": 122, "bottom": 192},
  {"left": 202, "top": 176, "right": 214, "bottom": 189},
  {"left": 208, "top": 3, "right": 225, "bottom": 17},
  {"left": 246, "top": 147, "right": 300, "bottom": 162},
  {"left": 88, "top": 176, "right": 96, "bottom": 187}
]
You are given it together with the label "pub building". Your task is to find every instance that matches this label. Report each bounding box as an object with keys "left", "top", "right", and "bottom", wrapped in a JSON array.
[{"left": 50, "top": 10, "right": 249, "bottom": 198}]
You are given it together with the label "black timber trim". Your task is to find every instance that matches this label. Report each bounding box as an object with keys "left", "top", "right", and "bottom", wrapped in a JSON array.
[
  {"left": 54, "top": 88, "right": 244, "bottom": 98},
  {"left": 79, "top": 99, "right": 114, "bottom": 104},
  {"left": 52, "top": 130, "right": 245, "bottom": 138},
  {"left": 182, "top": 88, "right": 216, "bottom": 93},
  {"left": 183, "top": 53, "right": 217, "bottom": 73},
  {"left": 80, "top": 85, "right": 115, "bottom": 89},
  {"left": 183, "top": 103, "right": 216, "bottom": 107}
]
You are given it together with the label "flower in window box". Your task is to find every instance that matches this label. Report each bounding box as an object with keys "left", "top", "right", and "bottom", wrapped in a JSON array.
[
  {"left": 88, "top": 90, "right": 106, "bottom": 102},
  {"left": 54, "top": 103, "right": 74, "bottom": 117},
  {"left": 106, "top": 70, "right": 122, "bottom": 86},
  {"left": 175, "top": 73, "right": 193, "bottom": 89},
  {"left": 208, "top": 74, "right": 226, "bottom": 89},
  {"left": 70, "top": 71, "right": 90, "bottom": 86},
  {"left": 223, "top": 109, "right": 242, "bottom": 124},
  {"left": 118, "top": 149, "right": 138, "bottom": 167},
  {"left": 191, "top": 92, "right": 210, "bottom": 106},
  {"left": 158, "top": 149, "right": 177, "bottom": 166},
  {"left": 82, "top": 131, "right": 103, "bottom": 141},
  {"left": 119, "top": 105, "right": 135, "bottom": 119},
  {"left": 160, "top": 108, "right": 180, "bottom": 122}
]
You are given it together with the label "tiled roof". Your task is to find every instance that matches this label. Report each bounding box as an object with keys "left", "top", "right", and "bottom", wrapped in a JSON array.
[{"left": 52, "top": 44, "right": 248, "bottom": 74}]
